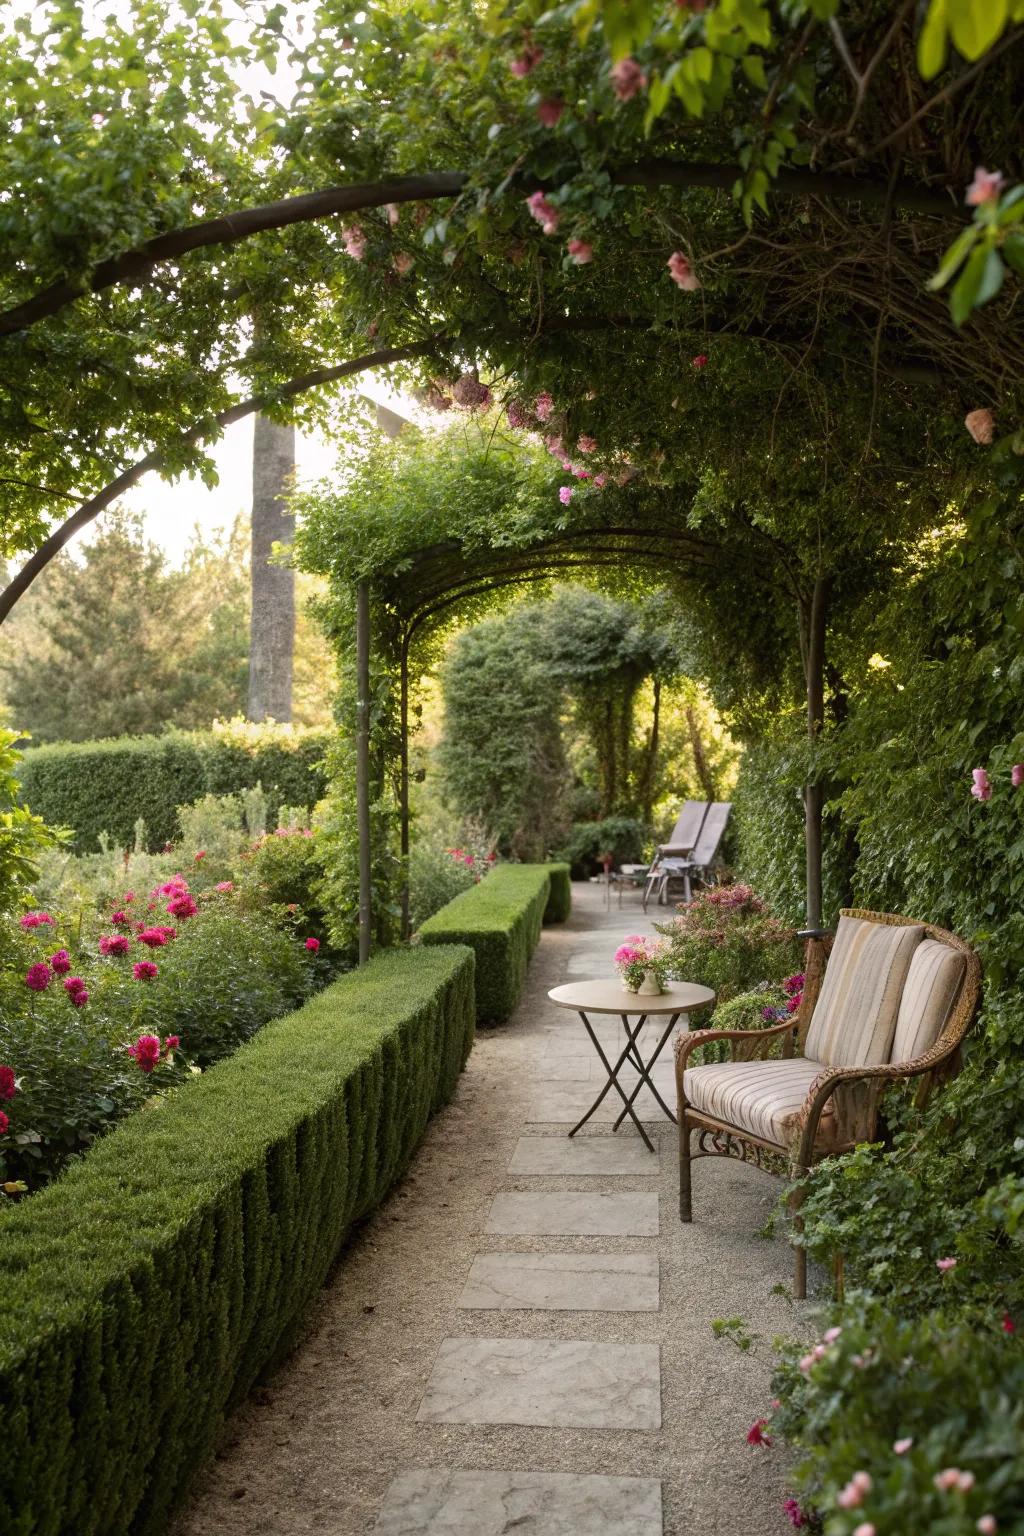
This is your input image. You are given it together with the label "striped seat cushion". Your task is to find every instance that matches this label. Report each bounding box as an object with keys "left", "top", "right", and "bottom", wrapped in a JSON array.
[
  {"left": 891, "top": 939, "right": 965, "bottom": 1063},
  {"left": 805, "top": 916, "right": 923, "bottom": 1068},
  {"left": 682, "top": 1057, "right": 841, "bottom": 1153}
]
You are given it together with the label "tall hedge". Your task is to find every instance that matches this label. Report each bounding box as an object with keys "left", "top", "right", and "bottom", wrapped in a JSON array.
[
  {"left": 419, "top": 862, "right": 568, "bottom": 1023},
  {"left": 16, "top": 728, "right": 331, "bottom": 850},
  {"left": 0, "top": 943, "right": 474, "bottom": 1536}
]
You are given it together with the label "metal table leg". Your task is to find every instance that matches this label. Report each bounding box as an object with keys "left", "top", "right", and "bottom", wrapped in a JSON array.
[
  {"left": 569, "top": 1010, "right": 658, "bottom": 1152},
  {"left": 612, "top": 1011, "right": 681, "bottom": 1130}
]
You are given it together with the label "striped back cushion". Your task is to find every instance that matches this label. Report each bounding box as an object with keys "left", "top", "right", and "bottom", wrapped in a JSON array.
[
  {"left": 891, "top": 939, "right": 965, "bottom": 1064},
  {"left": 805, "top": 916, "right": 924, "bottom": 1068}
]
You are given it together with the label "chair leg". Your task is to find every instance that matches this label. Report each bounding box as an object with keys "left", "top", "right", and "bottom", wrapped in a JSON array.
[
  {"left": 790, "top": 1175, "right": 807, "bottom": 1300},
  {"left": 679, "top": 1114, "right": 693, "bottom": 1221}
]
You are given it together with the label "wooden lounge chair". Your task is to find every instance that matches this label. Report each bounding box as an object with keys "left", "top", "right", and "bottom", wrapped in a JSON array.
[
  {"left": 637, "top": 799, "right": 708, "bottom": 909},
  {"left": 643, "top": 801, "right": 730, "bottom": 910},
  {"left": 674, "top": 909, "right": 982, "bottom": 1298}
]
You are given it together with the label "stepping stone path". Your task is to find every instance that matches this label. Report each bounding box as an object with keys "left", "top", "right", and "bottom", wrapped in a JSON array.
[{"left": 173, "top": 880, "right": 796, "bottom": 1536}]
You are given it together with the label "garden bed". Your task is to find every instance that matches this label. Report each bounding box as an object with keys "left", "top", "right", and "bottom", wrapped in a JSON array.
[
  {"left": 418, "top": 862, "right": 570, "bottom": 1023},
  {"left": 0, "top": 943, "right": 475, "bottom": 1536}
]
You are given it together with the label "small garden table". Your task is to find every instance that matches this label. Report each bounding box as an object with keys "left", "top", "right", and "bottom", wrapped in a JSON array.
[{"left": 547, "top": 979, "right": 716, "bottom": 1153}]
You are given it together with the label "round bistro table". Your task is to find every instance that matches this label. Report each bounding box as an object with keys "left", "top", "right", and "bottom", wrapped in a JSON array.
[{"left": 547, "top": 978, "right": 716, "bottom": 1152}]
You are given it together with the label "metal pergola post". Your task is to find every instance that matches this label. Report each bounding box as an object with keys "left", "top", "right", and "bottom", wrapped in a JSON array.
[
  {"left": 399, "top": 635, "right": 411, "bottom": 941},
  {"left": 355, "top": 580, "right": 372, "bottom": 965}
]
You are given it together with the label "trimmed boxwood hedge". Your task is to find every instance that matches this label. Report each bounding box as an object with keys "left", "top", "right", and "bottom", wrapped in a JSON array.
[
  {"left": 419, "top": 862, "right": 570, "bottom": 1024},
  {"left": 16, "top": 728, "right": 331, "bottom": 851},
  {"left": 0, "top": 943, "right": 474, "bottom": 1536},
  {"left": 543, "top": 862, "right": 572, "bottom": 924}
]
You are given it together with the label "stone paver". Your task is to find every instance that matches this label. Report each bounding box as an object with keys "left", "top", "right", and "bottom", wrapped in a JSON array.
[
  {"left": 417, "top": 1338, "right": 662, "bottom": 1428},
  {"left": 484, "top": 1190, "right": 659, "bottom": 1236},
  {"left": 373, "top": 1469, "right": 663, "bottom": 1534},
  {"left": 459, "top": 1251, "right": 659, "bottom": 1312},
  {"left": 526, "top": 1086, "right": 672, "bottom": 1125},
  {"left": 509, "top": 1135, "right": 660, "bottom": 1175}
]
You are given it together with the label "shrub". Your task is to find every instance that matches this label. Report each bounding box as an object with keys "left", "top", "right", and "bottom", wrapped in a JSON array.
[
  {"left": 407, "top": 838, "right": 482, "bottom": 931},
  {"left": 656, "top": 883, "right": 803, "bottom": 1001},
  {"left": 419, "top": 863, "right": 553, "bottom": 1023},
  {"left": 688, "top": 979, "right": 793, "bottom": 1064},
  {"left": 770, "top": 1299, "right": 1024, "bottom": 1536},
  {"left": 0, "top": 727, "right": 63, "bottom": 918},
  {"left": 557, "top": 817, "right": 648, "bottom": 878},
  {"left": 0, "top": 943, "right": 475, "bottom": 1536},
  {"left": 16, "top": 722, "right": 330, "bottom": 852},
  {"left": 232, "top": 823, "right": 334, "bottom": 957}
]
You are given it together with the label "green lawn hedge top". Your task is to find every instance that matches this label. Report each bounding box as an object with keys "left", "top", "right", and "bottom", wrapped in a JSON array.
[
  {"left": 16, "top": 726, "right": 331, "bottom": 851},
  {"left": 419, "top": 862, "right": 570, "bottom": 1023},
  {"left": 0, "top": 942, "right": 475, "bottom": 1536}
]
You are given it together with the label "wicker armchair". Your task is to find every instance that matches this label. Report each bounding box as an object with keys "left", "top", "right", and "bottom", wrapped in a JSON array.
[{"left": 674, "top": 909, "right": 982, "bottom": 1299}]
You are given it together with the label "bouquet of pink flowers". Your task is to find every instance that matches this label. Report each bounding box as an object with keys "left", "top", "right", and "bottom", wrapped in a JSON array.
[{"left": 614, "top": 934, "right": 670, "bottom": 993}]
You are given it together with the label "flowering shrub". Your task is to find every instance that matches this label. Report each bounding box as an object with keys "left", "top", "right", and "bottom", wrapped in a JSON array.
[
  {"left": 769, "top": 1299, "right": 1024, "bottom": 1535},
  {"left": 408, "top": 836, "right": 494, "bottom": 931},
  {"left": 656, "top": 884, "right": 803, "bottom": 1000},
  {"left": 232, "top": 821, "right": 332, "bottom": 953}
]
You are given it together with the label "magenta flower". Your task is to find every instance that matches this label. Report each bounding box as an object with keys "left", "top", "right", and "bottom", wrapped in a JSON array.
[
  {"left": 746, "top": 1419, "right": 773, "bottom": 1448},
  {"left": 594, "top": 472, "right": 608, "bottom": 488},
  {"left": 128, "top": 1034, "right": 162, "bottom": 1072},
  {"left": 49, "top": 949, "right": 72, "bottom": 975},
  {"left": 19, "top": 911, "right": 54, "bottom": 930},
  {"left": 1003, "top": 1312, "right": 1016, "bottom": 1334},
  {"left": 305, "top": 937, "right": 320, "bottom": 952},
  {"left": 25, "top": 962, "right": 52, "bottom": 992},
  {"left": 0, "top": 1109, "right": 8, "bottom": 1135},
  {"left": 537, "top": 97, "right": 564, "bottom": 127},
  {"left": 558, "top": 486, "right": 573, "bottom": 505},
  {"left": 614, "top": 944, "right": 643, "bottom": 966},
  {"left": 971, "top": 768, "right": 992, "bottom": 802},
  {"left": 691, "top": 353, "right": 709, "bottom": 369},
  {"left": 133, "top": 961, "right": 159, "bottom": 981},
  {"left": 69, "top": 987, "right": 89, "bottom": 1008},
  {"left": 137, "top": 927, "right": 171, "bottom": 948},
  {"left": 966, "top": 166, "right": 1005, "bottom": 206},
  {"left": 567, "top": 238, "right": 593, "bottom": 264},
  {"left": 63, "top": 976, "right": 86, "bottom": 996},
  {"left": 782, "top": 1498, "right": 808, "bottom": 1528},
  {"left": 0, "top": 1066, "right": 15, "bottom": 1100},
  {"left": 99, "top": 934, "right": 131, "bottom": 957},
  {"left": 165, "top": 1034, "right": 180, "bottom": 1052},
  {"left": 505, "top": 400, "right": 531, "bottom": 429},
  {"left": 167, "top": 894, "right": 198, "bottom": 919},
  {"left": 535, "top": 392, "right": 555, "bottom": 422},
  {"left": 610, "top": 56, "right": 648, "bottom": 101},
  {"left": 525, "top": 190, "right": 560, "bottom": 235},
  {"left": 668, "top": 251, "right": 700, "bottom": 291},
  {"left": 216, "top": 881, "right": 234, "bottom": 893},
  {"left": 784, "top": 973, "right": 805, "bottom": 994}
]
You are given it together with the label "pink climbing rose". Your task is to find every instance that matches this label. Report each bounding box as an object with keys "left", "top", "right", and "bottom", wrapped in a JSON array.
[
  {"left": 526, "top": 190, "right": 560, "bottom": 235},
  {"left": 970, "top": 768, "right": 992, "bottom": 802},
  {"left": 305, "top": 937, "right": 321, "bottom": 952},
  {"left": 936, "top": 1255, "right": 958, "bottom": 1272},
  {"left": 893, "top": 1438, "right": 913, "bottom": 1454},
  {"left": 567, "top": 238, "right": 593, "bottom": 264},
  {"left": 537, "top": 97, "right": 564, "bottom": 127},
  {"left": 577, "top": 434, "right": 598, "bottom": 453},
  {"left": 610, "top": 56, "right": 648, "bottom": 100},
  {"left": 1012, "top": 765, "right": 1024, "bottom": 788},
  {"left": 966, "top": 167, "right": 1005, "bottom": 206},
  {"left": 667, "top": 251, "right": 700, "bottom": 291},
  {"left": 593, "top": 472, "right": 607, "bottom": 488},
  {"left": 535, "top": 392, "right": 555, "bottom": 422},
  {"left": 558, "top": 486, "right": 573, "bottom": 505}
]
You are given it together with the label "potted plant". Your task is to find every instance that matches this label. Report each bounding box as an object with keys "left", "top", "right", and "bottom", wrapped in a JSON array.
[{"left": 614, "top": 935, "right": 670, "bottom": 996}]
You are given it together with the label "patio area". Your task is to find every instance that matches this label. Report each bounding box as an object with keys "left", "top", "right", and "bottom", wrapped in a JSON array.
[{"left": 174, "top": 880, "right": 801, "bottom": 1536}]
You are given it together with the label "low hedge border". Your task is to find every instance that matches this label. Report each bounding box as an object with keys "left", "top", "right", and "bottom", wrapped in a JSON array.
[
  {"left": 543, "top": 862, "right": 572, "bottom": 924},
  {"left": 16, "top": 728, "right": 331, "bottom": 851},
  {"left": 419, "top": 862, "right": 570, "bottom": 1024},
  {"left": 0, "top": 943, "right": 475, "bottom": 1536}
]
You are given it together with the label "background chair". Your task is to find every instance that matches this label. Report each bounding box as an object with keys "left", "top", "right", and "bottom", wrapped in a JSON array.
[{"left": 643, "top": 801, "right": 731, "bottom": 910}]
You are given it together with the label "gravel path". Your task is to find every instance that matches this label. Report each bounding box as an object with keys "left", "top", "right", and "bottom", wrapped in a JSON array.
[{"left": 173, "top": 882, "right": 806, "bottom": 1536}]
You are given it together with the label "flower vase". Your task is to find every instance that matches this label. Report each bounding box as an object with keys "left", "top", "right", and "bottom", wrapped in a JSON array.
[
  {"left": 637, "top": 968, "right": 663, "bottom": 997},
  {"left": 622, "top": 977, "right": 640, "bottom": 995}
]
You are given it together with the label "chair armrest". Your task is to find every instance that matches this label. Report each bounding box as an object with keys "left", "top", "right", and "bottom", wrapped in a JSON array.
[
  {"left": 674, "top": 1019, "right": 798, "bottom": 1071},
  {"left": 659, "top": 843, "right": 694, "bottom": 856}
]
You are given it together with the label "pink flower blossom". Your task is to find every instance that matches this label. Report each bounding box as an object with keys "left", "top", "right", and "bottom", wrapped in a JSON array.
[
  {"left": 0, "top": 1066, "right": 15, "bottom": 1100},
  {"left": 165, "top": 1034, "right": 180, "bottom": 1052},
  {"left": 782, "top": 1499, "right": 808, "bottom": 1528},
  {"left": 99, "top": 934, "right": 131, "bottom": 956},
  {"left": 535, "top": 392, "right": 555, "bottom": 422},
  {"left": 837, "top": 1472, "right": 870, "bottom": 1509},
  {"left": 342, "top": 224, "right": 367, "bottom": 260},
  {"left": 572, "top": 465, "right": 591, "bottom": 479},
  {"left": 305, "top": 937, "right": 321, "bottom": 952},
  {"left": 509, "top": 43, "right": 543, "bottom": 77},
  {"left": 593, "top": 472, "right": 608, "bottom": 488},
  {"left": 526, "top": 190, "right": 560, "bottom": 235},
  {"left": 452, "top": 373, "right": 492, "bottom": 410},
  {"left": 133, "top": 961, "right": 159, "bottom": 981},
  {"left": 853, "top": 1525, "right": 876, "bottom": 1536},
  {"left": 19, "top": 911, "right": 54, "bottom": 929},
  {"left": 137, "top": 926, "right": 174, "bottom": 948},
  {"left": 69, "top": 987, "right": 88, "bottom": 1008},
  {"left": 970, "top": 769, "right": 992, "bottom": 802},
  {"left": 965, "top": 408, "right": 996, "bottom": 444},
  {"left": 558, "top": 486, "right": 573, "bottom": 505},
  {"left": 614, "top": 944, "right": 643, "bottom": 966},
  {"left": 966, "top": 167, "right": 1005, "bottom": 206},
  {"left": 577, "top": 434, "right": 598, "bottom": 453},
  {"left": 1003, "top": 1311, "right": 1016, "bottom": 1333},
  {"left": 537, "top": 98, "right": 564, "bottom": 127},
  {"left": 49, "top": 950, "right": 72, "bottom": 975},
  {"left": 194, "top": 850, "right": 206, "bottom": 863},
  {"left": 545, "top": 434, "right": 564, "bottom": 456},
  {"left": 393, "top": 251, "right": 414, "bottom": 275},
  {"left": 63, "top": 976, "right": 86, "bottom": 996},
  {"left": 167, "top": 894, "right": 198, "bottom": 919},
  {"left": 111, "top": 910, "right": 129, "bottom": 926},
  {"left": 957, "top": 1471, "right": 976, "bottom": 1492},
  {"left": 1013, "top": 765, "right": 1024, "bottom": 788},
  {"left": 668, "top": 251, "right": 700, "bottom": 291},
  {"left": 610, "top": 56, "right": 648, "bottom": 101},
  {"left": 25, "top": 962, "right": 52, "bottom": 992},
  {"left": 934, "top": 1468, "right": 962, "bottom": 1492},
  {"left": 823, "top": 1325, "right": 842, "bottom": 1342},
  {"left": 0, "top": 1109, "right": 8, "bottom": 1135},
  {"left": 936, "top": 1255, "right": 958, "bottom": 1272},
  {"left": 692, "top": 352, "right": 709, "bottom": 369},
  {"left": 505, "top": 400, "right": 531, "bottom": 429},
  {"left": 123, "top": 891, "right": 135, "bottom": 902},
  {"left": 977, "top": 1517, "right": 998, "bottom": 1534},
  {"left": 128, "top": 1034, "right": 162, "bottom": 1072},
  {"left": 216, "top": 881, "right": 234, "bottom": 893},
  {"left": 746, "top": 1419, "right": 772, "bottom": 1448},
  {"left": 893, "top": 1437, "right": 913, "bottom": 1454},
  {"left": 567, "top": 238, "right": 593, "bottom": 264},
  {"left": 385, "top": 202, "right": 400, "bottom": 226},
  {"left": 157, "top": 877, "right": 189, "bottom": 897}
]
